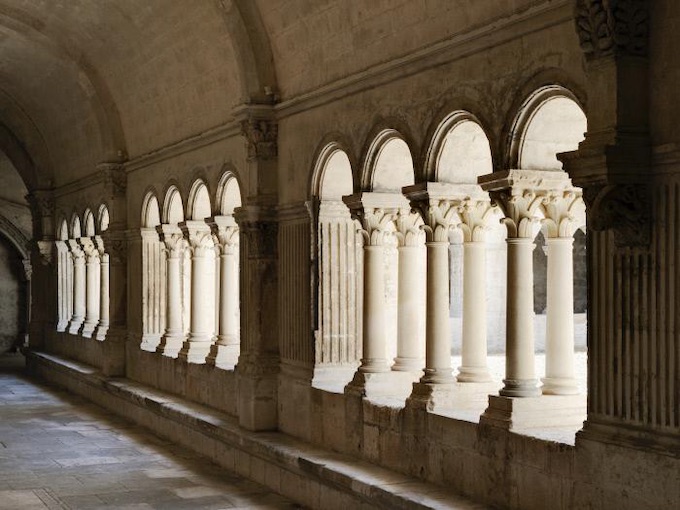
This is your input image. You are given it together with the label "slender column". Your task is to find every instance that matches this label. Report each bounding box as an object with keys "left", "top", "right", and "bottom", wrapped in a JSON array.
[
  {"left": 206, "top": 216, "right": 240, "bottom": 367},
  {"left": 67, "top": 240, "right": 86, "bottom": 334},
  {"left": 79, "top": 238, "right": 101, "bottom": 337},
  {"left": 502, "top": 237, "right": 540, "bottom": 396},
  {"left": 178, "top": 221, "right": 215, "bottom": 364},
  {"left": 392, "top": 244, "right": 423, "bottom": 371},
  {"left": 458, "top": 240, "right": 492, "bottom": 382},
  {"left": 422, "top": 237, "right": 455, "bottom": 383},
  {"left": 157, "top": 225, "right": 186, "bottom": 357},
  {"left": 54, "top": 241, "right": 70, "bottom": 332},
  {"left": 361, "top": 242, "right": 390, "bottom": 372},
  {"left": 96, "top": 249, "right": 110, "bottom": 341},
  {"left": 543, "top": 236, "right": 578, "bottom": 394}
]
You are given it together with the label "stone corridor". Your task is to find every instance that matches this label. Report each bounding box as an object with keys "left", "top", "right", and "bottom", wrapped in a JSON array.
[{"left": 0, "top": 354, "right": 301, "bottom": 510}]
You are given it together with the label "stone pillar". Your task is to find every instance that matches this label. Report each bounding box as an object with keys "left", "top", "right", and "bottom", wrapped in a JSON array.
[
  {"left": 99, "top": 230, "right": 127, "bottom": 376},
  {"left": 95, "top": 244, "right": 110, "bottom": 341},
  {"left": 178, "top": 221, "right": 215, "bottom": 364},
  {"left": 157, "top": 225, "right": 186, "bottom": 357},
  {"left": 54, "top": 240, "right": 70, "bottom": 332},
  {"left": 342, "top": 192, "right": 414, "bottom": 397},
  {"left": 457, "top": 200, "right": 494, "bottom": 383},
  {"left": 207, "top": 216, "right": 239, "bottom": 368},
  {"left": 67, "top": 239, "right": 86, "bottom": 335},
  {"left": 79, "top": 238, "right": 101, "bottom": 338},
  {"left": 139, "top": 228, "right": 165, "bottom": 351}
]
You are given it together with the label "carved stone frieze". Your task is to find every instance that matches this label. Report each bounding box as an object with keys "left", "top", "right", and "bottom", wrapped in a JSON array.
[
  {"left": 588, "top": 183, "right": 650, "bottom": 247},
  {"left": 575, "top": 0, "right": 649, "bottom": 59},
  {"left": 241, "top": 118, "right": 278, "bottom": 161}
]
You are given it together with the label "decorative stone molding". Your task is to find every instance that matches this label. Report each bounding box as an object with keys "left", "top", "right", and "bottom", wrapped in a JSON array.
[
  {"left": 541, "top": 189, "right": 585, "bottom": 239},
  {"left": 587, "top": 183, "right": 650, "bottom": 247},
  {"left": 343, "top": 192, "right": 408, "bottom": 246},
  {"left": 241, "top": 118, "right": 278, "bottom": 161},
  {"left": 99, "top": 163, "right": 127, "bottom": 198},
  {"left": 575, "top": 0, "right": 649, "bottom": 59}
]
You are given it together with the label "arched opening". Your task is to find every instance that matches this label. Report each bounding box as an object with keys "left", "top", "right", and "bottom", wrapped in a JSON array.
[
  {"left": 218, "top": 175, "right": 242, "bottom": 216},
  {"left": 164, "top": 187, "right": 184, "bottom": 224},
  {"left": 370, "top": 135, "right": 415, "bottom": 192},
  {"left": 98, "top": 205, "right": 110, "bottom": 233},
  {"left": 188, "top": 180, "right": 212, "bottom": 220},
  {"left": 311, "top": 146, "right": 361, "bottom": 389},
  {"left": 0, "top": 232, "right": 27, "bottom": 354},
  {"left": 70, "top": 215, "right": 82, "bottom": 239},
  {"left": 83, "top": 209, "right": 96, "bottom": 237},
  {"left": 142, "top": 193, "right": 161, "bottom": 228}
]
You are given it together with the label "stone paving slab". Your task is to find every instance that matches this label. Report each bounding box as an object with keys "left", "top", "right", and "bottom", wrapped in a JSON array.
[{"left": 0, "top": 354, "right": 302, "bottom": 510}]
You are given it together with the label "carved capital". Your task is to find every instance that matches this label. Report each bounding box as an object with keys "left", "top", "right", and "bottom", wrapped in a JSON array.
[
  {"left": 395, "top": 209, "right": 424, "bottom": 247},
  {"left": 100, "top": 232, "right": 127, "bottom": 264},
  {"left": 21, "top": 259, "right": 32, "bottom": 281},
  {"left": 241, "top": 118, "right": 278, "bottom": 161},
  {"left": 540, "top": 189, "right": 586, "bottom": 238},
  {"left": 575, "top": 0, "right": 649, "bottom": 60},
  {"left": 79, "top": 237, "right": 100, "bottom": 262},
  {"left": 99, "top": 163, "right": 127, "bottom": 198},
  {"left": 457, "top": 198, "right": 497, "bottom": 242},
  {"left": 588, "top": 183, "right": 649, "bottom": 247}
]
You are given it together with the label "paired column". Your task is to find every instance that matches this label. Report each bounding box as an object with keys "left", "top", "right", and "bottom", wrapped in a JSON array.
[
  {"left": 207, "top": 216, "right": 240, "bottom": 367},
  {"left": 67, "top": 239, "right": 86, "bottom": 334},
  {"left": 79, "top": 237, "right": 101, "bottom": 338},
  {"left": 54, "top": 240, "right": 71, "bottom": 332},
  {"left": 178, "top": 221, "right": 216, "bottom": 364},
  {"left": 157, "top": 225, "right": 186, "bottom": 357}
]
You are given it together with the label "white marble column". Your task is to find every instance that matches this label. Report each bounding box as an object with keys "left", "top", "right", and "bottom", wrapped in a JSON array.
[
  {"left": 95, "top": 247, "right": 110, "bottom": 341},
  {"left": 392, "top": 241, "right": 424, "bottom": 372},
  {"left": 67, "top": 239, "right": 86, "bottom": 334},
  {"left": 79, "top": 238, "right": 101, "bottom": 338},
  {"left": 178, "top": 221, "right": 216, "bottom": 364},
  {"left": 157, "top": 225, "right": 186, "bottom": 357},
  {"left": 207, "top": 216, "right": 240, "bottom": 368}
]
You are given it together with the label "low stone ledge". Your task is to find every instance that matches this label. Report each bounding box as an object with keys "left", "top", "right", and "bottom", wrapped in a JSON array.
[{"left": 26, "top": 350, "right": 489, "bottom": 510}]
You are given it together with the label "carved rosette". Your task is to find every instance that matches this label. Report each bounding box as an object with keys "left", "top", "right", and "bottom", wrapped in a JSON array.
[
  {"left": 575, "top": 0, "right": 649, "bottom": 60},
  {"left": 241, "top": 118, "right": 278, "bottom": 161}
]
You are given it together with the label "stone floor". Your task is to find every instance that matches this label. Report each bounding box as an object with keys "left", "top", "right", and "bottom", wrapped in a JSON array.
[{"left": 0, "top": 353, "right": 302, "bottom": 510}]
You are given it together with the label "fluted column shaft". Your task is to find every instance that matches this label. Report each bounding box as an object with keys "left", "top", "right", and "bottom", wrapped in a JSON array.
[{"left": 543, "top": 237, "right": 578, "bottom": 394}]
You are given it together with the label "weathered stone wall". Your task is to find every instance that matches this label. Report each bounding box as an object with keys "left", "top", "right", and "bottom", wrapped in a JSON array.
[{"left": 0, "top": 237, "right": 23, "bottom": 353}]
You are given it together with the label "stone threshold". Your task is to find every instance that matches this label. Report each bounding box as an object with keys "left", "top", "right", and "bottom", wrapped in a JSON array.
[{"left": 26, "top": 350, "right": 489, "bottom": 510}]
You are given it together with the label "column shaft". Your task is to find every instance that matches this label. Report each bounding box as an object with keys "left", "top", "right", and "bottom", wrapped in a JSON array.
[
  {"left": 217, "top": 246, "right": 239, "bottom": 346},
  {"left": 543, "top": 237, "right": 578, "bottom": 394},
  {"left": 96, "top": 253, "right": 110, "bottom": 339},
  {"left": 393, "top": 245, "right": 422, "bottom": 371},
  {"left": 421, "top": 241, "right": 454, "bottom": 383},
  {"left": 359, "top": 245, "right": 390, "bottom": 373},
  {"left": 458, "top": 241, "right": 491, "bottom": 382},
  {"left": 68, "top": 249, "right": 86, "bottom": 334},
  {"left": 81, "top": 252, "right": 101, "bottom": 337},
  {"left": 501, "top": 237, "right": 540, "bottom": 397}
]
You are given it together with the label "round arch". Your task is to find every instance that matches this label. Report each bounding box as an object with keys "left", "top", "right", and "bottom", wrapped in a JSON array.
[
  {"left": 162, "top": 186, "right": 184, "bottom": 224},
  {"left": 141, "top": 192, "right": 161, "bottom": 228},
  {"left": 362, "top": 129, "right": 415, "bottom": 192},
  {"left": 312, "top": 143, "right": 354, "bottom": 201},
  {"left": 216, "top": 173, "right": 243, "bottom": 216},
  {"left": 506, "top": 86, "right": 587, "bottom": 170},
  {"left": 188, "top": 180, "right": 212, "bottom": 220},
  {"left": 425, "top": 111, "right": 493, "bottom": 183},
  {"left": 83, "top": 209, "right": 96, "bottom": 237},
  {"left": 98, "top": 204, "right": 110, "bottom": 233},
  {"left": 70, "top": 213, "right": 82, "bottom": 239}
]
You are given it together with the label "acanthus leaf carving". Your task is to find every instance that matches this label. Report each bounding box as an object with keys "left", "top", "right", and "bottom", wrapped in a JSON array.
[
  {"left": 575, "top": 0, "right": 649, "bottom": 60},
  {"left": 241, "top": 118, "right": 278, "bottom": 161}
]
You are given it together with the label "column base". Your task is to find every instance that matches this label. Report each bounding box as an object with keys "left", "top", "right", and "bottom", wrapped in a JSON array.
[
  {"left": 94, "top": 324, "right": 109, "bottom": 342},
  {"left": 480, "top": 393, "right": 586, "bottom": 430},
  {"left": 499, "top": 378, "right": 541, "bottom": 397},
  {"left": 541, "top": 376, "right": 579, "bottom": 395},
  {"left": 420, "top": 367, "right": 456, "bottom": 384},
  {"left": 391, "top": 357, "right": 424, "bottom": 375},
  {"left": 457, "top": 365, "right": 492, "bottom": 383},
  {"left": 157, "top": 333, "right": 186, "bottom": 358},
  {"left": 344, "top": 370, "right": 415, "bottom": 400},
  {"left": 67, "top": 319, "right": 84, "bottom": 335},
  {"left": 177, "top": 339, "right": 213, "bottom": 364},
  {"left": 139, "top": 333, "right": 161, "bottom": 352},
  {"left": 205, "top": 343, "right": 240, "bottom": 369},
  {"left": 79, "top": 321, "right": 98, "bottom": 338},
  {"left": 405, "top": 380, "right": 500, "bottom": 412}
]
